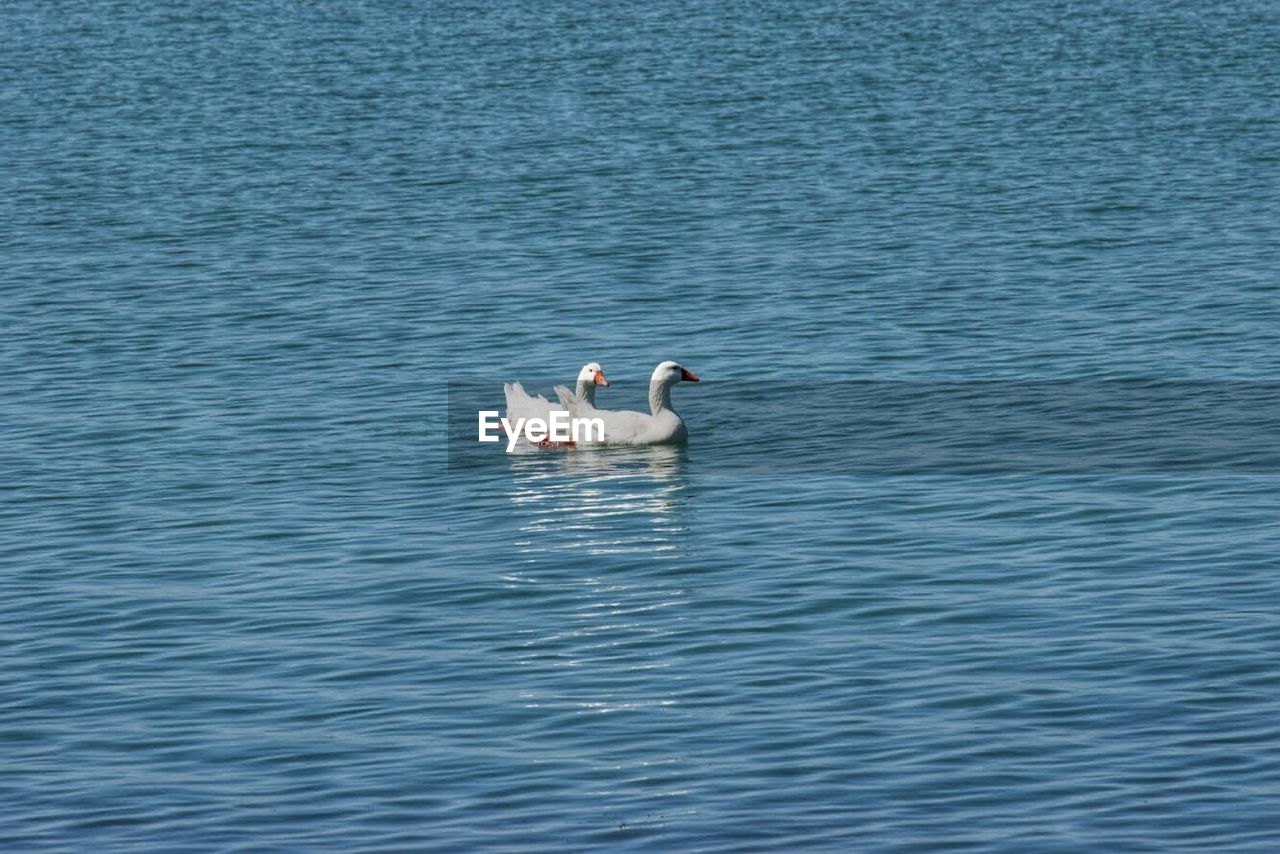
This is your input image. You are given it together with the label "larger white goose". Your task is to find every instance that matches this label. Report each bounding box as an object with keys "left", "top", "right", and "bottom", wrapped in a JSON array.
[
  {"left": 560, "top": 360, "right": 700, "bottom": 445},
  {"left": 504, "top": 363, "right": 609, "bottom": 429}
]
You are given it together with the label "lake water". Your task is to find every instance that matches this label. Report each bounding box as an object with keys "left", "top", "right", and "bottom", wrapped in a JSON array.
[{"left": 4, "top": 0, "right": 1280, "bottom": 849}]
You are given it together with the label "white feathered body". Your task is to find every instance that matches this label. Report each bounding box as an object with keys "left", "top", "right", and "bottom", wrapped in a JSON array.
[{"left": 556, "top": 362, "right": 692, "bottom": 445}]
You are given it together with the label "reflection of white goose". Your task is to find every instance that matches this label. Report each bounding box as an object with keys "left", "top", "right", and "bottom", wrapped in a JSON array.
[
  {"left": 507, "top": 444, "right": 688, "bottom": 559},
  {"left": 559, "top": 361, "right": 699, "bottom": 445},
  {"left": 503, "top": 362, "right": 609, "bottom": 427}
]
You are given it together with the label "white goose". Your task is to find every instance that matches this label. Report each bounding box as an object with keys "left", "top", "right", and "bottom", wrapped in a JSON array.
[
  {"left": 560, "top": 360, "right": 700, "bottom": 445},
  {"left": 503, "top": 363, "right": 609, "bottom": 430}
]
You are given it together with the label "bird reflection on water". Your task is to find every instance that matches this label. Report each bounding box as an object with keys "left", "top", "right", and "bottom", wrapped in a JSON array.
[
  {"left": 501, "top": 447, "right": 695, "bottom": 743},
  {"left": 507, "top": 445, "right": 690, "bottom": 559}
]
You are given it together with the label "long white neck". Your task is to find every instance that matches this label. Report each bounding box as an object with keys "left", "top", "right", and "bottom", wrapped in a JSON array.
[
  {"left": 649, "top": 378, "right": 675, "bottom": 416},
  {"left": 576, "top": 377, "right": 596, "bottom": 405}
]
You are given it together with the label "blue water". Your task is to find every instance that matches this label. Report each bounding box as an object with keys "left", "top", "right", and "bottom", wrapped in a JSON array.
[{"left": 5, "top": 0, "right": 1280, "bottom": 849}]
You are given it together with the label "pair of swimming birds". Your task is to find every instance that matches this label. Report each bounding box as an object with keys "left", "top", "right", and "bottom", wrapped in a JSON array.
[{"left": 502, "top": 360, "right": 700, "bottom": 446}]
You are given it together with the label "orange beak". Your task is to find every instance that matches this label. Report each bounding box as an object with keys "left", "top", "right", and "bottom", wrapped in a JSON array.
[
  {"left": 680, "top": 368, "right": 700, "bottom": 382},
  {"left": 594, "top": 370, "right": 609, "bottom": 387}
]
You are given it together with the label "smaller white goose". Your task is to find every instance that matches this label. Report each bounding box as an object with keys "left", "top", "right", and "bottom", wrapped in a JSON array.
[
  {"left": 504, "top": 363, "right": 610, "bottom": 430},
  {"left": 560, "top": 360, "right": 700, "bottom": 445}
]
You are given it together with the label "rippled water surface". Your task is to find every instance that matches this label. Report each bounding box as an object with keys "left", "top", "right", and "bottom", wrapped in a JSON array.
[{"left": 5, "top": 0, "right": 1280, "bottom": 849}]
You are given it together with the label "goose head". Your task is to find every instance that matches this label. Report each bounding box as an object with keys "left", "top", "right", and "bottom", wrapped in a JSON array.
[
  {"left": 648, "top": 360, "right": 699, "bottom": 415},
  {"left": 575, "top": 362, "right": 609, "bottom": 404},
  {"left": 651, "top": 360, "right": 700, "bottom": 387}
]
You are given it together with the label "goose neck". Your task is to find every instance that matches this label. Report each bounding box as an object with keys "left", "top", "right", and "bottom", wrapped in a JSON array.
[{"left": 649, "top": 378, "right": 674, "bottom": 415}]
